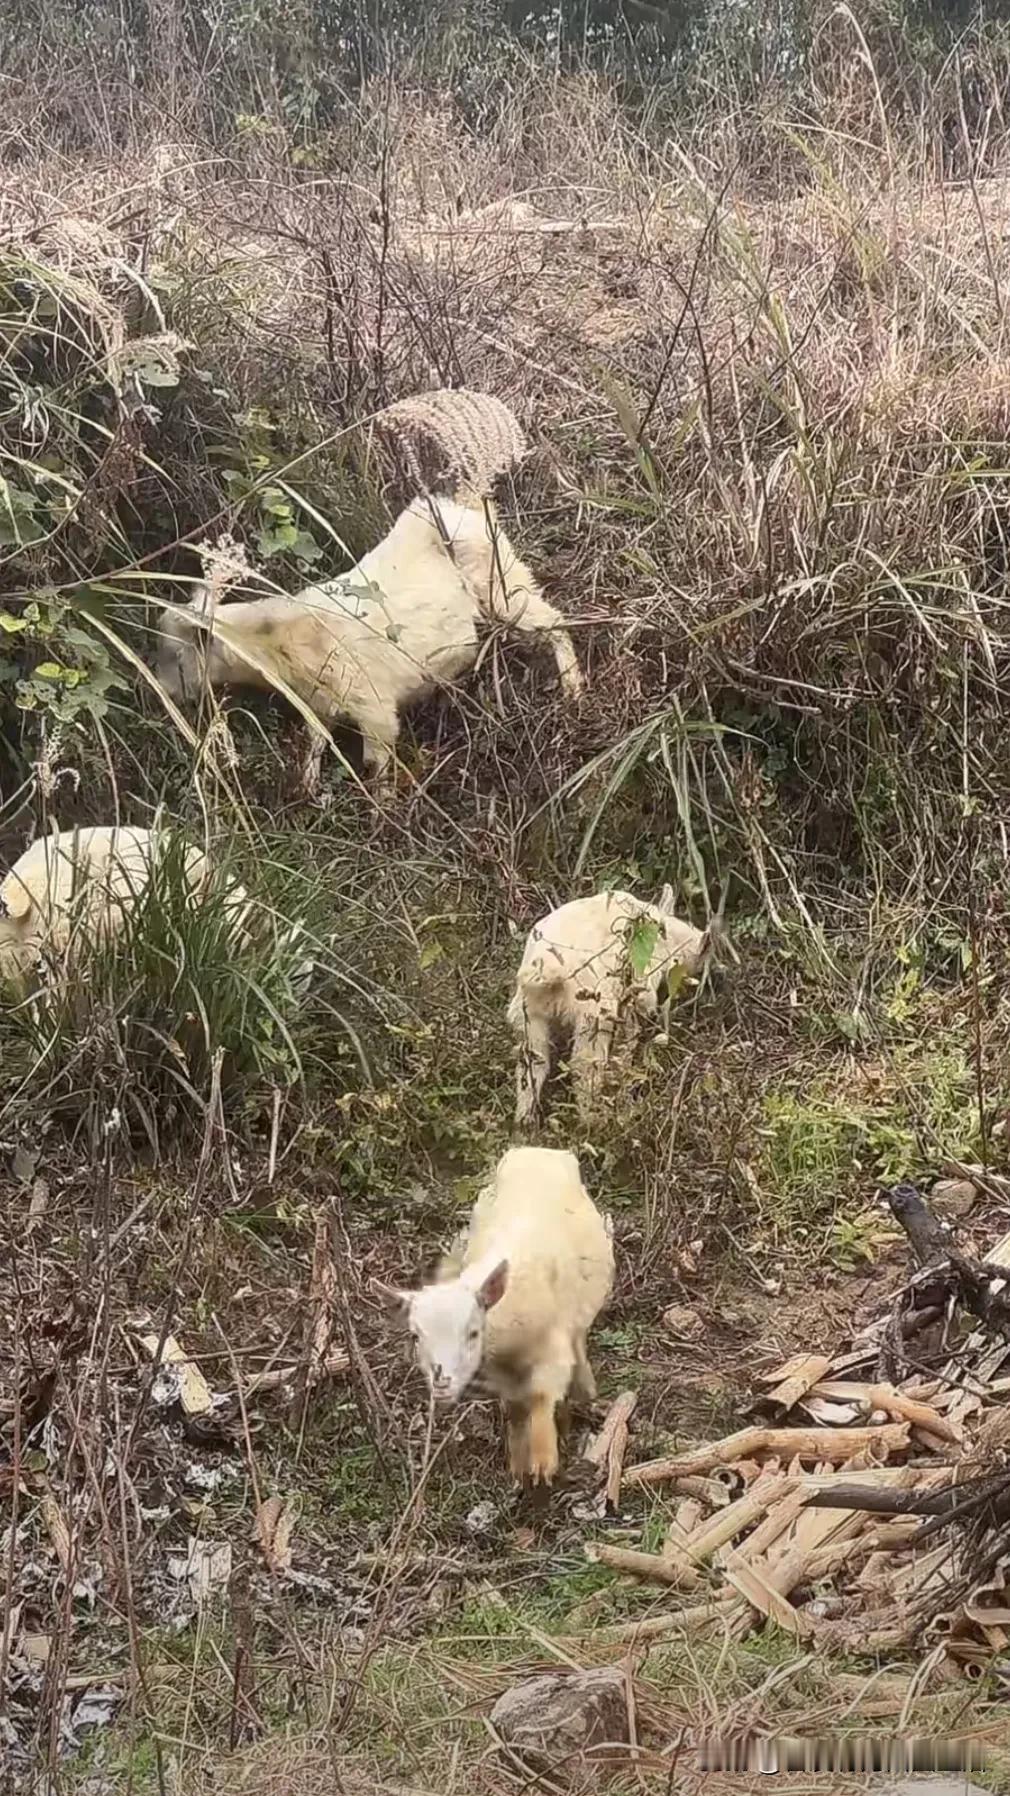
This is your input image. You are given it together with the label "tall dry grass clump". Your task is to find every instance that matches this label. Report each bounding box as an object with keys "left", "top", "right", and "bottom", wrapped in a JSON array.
[{"left": 3, "top": 13, "right": 1010, "bottom": 1129}]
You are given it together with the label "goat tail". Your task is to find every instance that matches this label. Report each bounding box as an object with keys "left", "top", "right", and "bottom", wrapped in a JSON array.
[{"left": 508, "top": 960, "right": 566, "bottom": 1032}]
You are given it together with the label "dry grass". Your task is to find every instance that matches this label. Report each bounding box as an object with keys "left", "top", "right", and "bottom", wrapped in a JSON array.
[{"left": 7, "top": 18, "right": 1010, "bottom": 1794}]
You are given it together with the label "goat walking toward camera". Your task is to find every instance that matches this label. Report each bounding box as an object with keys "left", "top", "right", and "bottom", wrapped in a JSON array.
[
  {"left": 153, "top": 497, "right": 582, "bottom": 794},
  {"left": 508, "top": 886, "right": 711, "bottom": 1123},
  {"left": 379, "top": 1146, "right": 614, "bottom": 1486}
]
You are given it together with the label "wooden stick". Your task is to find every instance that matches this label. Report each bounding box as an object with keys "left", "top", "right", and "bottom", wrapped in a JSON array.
[
  {"left": 731, "top": 1489, "right": 806, "bottom": 1563},
  {"left": 866, "top": 1384, "right": 961, "bottom": 1443},
  {"left": 725, "top": 1504, "right": 869, "bottom": 1631},
  {"left": 585, "top": 1542, "right": 702, "bottom": 1591},
  {"left": 801, "top": 1482, "right": 961, "bottom": 1516},
  {"left": 561, "top": 1595, "right": 743, "bottom": 1645},
  {"left": 762, "top": 1354, "right": 832, "bottom": 1410},
  {"left": 661, "top": 1500, "right": 702, "bottom": 1570},
  {"left": 624, "top": 1422, "right": 910, "bottom": 1486},
  {"left": 673, "top": 1497, "right": 703, "bottom": 1536},
  {"left": 584, "top": 1389, "right": 638, "bottom": 1468},
  {"left": 605, "top": 1398, "right": 635, "bottom": 1510},
  {"left": 682, "top": 1474, "right": 796, "bottom": 1566},
  {"left": 804, "top": 1379, "right": 959, "bottom": 1440},
  {"left": 243, "top": 1351, "right": 348, "bottom": 1394},
  {"left": 720, "top": 1551, "right": 811, "bottom": 1636}
]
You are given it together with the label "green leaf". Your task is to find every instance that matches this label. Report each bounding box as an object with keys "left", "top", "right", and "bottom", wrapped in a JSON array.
[
  {"left": 34, "top": 661, "right": 67, "bottom": 680},
  {"left": 260, "top": 488, "right": 292, "bottom": 519},
  {"left": 627, "top": 917, "right": 660, "bottom": 979},
  {"left": 418, "top": 939, "right": 444, "bottom": 970},
  {"left": 291, "top": 530, "right": 322, "bottom": 565},
  {"left": 257, "top": 521, "right": 298, "bottom": 559},
  {"left": 0, "top": 611, "right": 28, "bottom": 634}
]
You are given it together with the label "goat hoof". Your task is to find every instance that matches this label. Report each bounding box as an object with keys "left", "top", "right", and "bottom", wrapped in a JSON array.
[{"left": 527, "top": 1451, "right": 558, "bottom": 1487}]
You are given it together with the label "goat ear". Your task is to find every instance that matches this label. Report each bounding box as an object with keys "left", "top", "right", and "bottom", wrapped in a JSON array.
[
  {"left": 371, "top": 1278, "right": 412, "bottom": 1320},
  {"left": 657, "top": 883, "right": 677, "bottom": 916},
  {"left": 475, "top": 1258, "right": 509, "bottom": 1310}
]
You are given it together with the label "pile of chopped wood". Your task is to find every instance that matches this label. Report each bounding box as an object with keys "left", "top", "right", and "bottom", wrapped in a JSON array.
[{"left": 583, "top": 1181, "right": 1010, "bottom": 1673}]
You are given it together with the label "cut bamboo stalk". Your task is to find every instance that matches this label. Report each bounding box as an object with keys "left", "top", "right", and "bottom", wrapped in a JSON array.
[
  {"left": 244, "top": 1351, "right": 349, "bottom": 1394},
  {"left": 898, "top": 1378, "right": 943, "bottom": 1402},
  {"left": 659, "top": 1503, "right": 703, "bottom": 1579},
  {"left": 584, "top": 1389, "right": 638, "bottom": 1468},
  {"left": 833, "top": 1670, "right": 918, "bottom": 1701},
  {"left": 801, "top": 1523, "right": 912, "bottom": 1580},
  {"left": 624, "top": 1422, "right": 909, "bottom": 1486},
  {"left": 562, "top": 1594, "right": 743, "bottom": 1644},
  {"left": 762, "top": 1354, "right": 832, "bottom": 1409},
  {"left": 734, "top": 1458, "right": 769, "bottom": 1484},
  {"left": 673, "top": 1497, "right": 703, "bottom": 1537},
  {"left": 585, "top": 1542, "right": 702, "bottom": 1591},
  {"left": 683, "top": 1474, "right": 795, "bottom": 1566},
  {"left": 661, "top": 1497, "right": 703, "bottom": 1571},
  {"left": 800, "top": 1464, "right": 951, "bottom": 1493},
  {"left": 605, "top": 1401, "right": 634, "bottom": 1510},
  {"left": 865, "top": 1384, "right": 961, "bottom": 1443},
  {"left": 890, "top": 1542, "right": 954, "bottom": 1600},
  {"left": 867, "top": 1518, "right": 925, "bottom": 1549},
  {"left": 720, "top": 1549, "right": 812, "bottom": 1636},
  {"left": 855, "top": 1548, "right": 909, "bottom": 1591},
  {"left": 730, "top": 1503, "right": 870, "bottom": 1631},
  {"left": 730, "top": 1489, "right": 806, "bottom": 1562},
  {"left": 805, "top": 1380, "right": 960, "bottom": 1441},
  {"left": 785, "top": 1491, "right": 872, "bottom": 1562}
]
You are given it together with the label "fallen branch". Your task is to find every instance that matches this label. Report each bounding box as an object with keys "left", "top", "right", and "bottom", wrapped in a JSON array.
[
  {"left": 624, "top": 1422, "right": 910, "bottom": 1486},
  {"left": 585, "top": 1542, "right": 702, "bottom": 1591},
  {"left": 584, "top": 1389, "right": 637, "bottom": 1468},
  {"left": 682, "top": 1474, "right": 796, "bottom": 1566},
  {"left": 243, "top": 1352, "right": 349, "bottom": 1395}
]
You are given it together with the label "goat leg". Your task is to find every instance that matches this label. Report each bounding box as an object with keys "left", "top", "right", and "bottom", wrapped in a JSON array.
[{"left": 525, "top": 1394, "right": 560, "bottom": 1486}]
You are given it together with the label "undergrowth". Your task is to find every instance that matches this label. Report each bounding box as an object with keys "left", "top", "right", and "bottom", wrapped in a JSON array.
[{"left": 7, "top": 1, "right": 1010, "bottom": 1789}]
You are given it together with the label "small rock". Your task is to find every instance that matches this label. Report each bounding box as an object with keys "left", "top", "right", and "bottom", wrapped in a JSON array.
[
  {"left": 930, "top": 1178, "right": 978, "bottom": 1219},
  {"left": 464, "top": 1500, "right": 497, "bottom": 1537},
  {"left": 661, "top": 1304, "right": 704, "bottom": 1341},
  {"left": 490, "top": 1668, "right": 628, "bottom": 1776}
]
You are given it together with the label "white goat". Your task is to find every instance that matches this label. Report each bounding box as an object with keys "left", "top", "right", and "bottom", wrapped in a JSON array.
[
  {"left": 508, "top": 886, "right": 711, "bottom": 1122},
  {"left": 379, "top": 1146, "right": 614, "bottom": 1485},
  {"left": 153, "top": 497, "right": 582, "bottom": 791},
  {"left": 0, "top": 825, "right": 245, "bottom": 984}
]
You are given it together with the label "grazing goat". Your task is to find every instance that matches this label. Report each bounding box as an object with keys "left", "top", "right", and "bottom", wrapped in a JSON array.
[
  {"left": 378, "top": 1146, "right": 613, "bottom": 1485},
  {"left": 0, "top": 825, "right": 245, "bottom": 984},
  {"left": 153, "top": 497, "right": 582, "bottom": 792},
  {"left": 508, "top": 886, "right": 711, "bottom": 1122}
]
